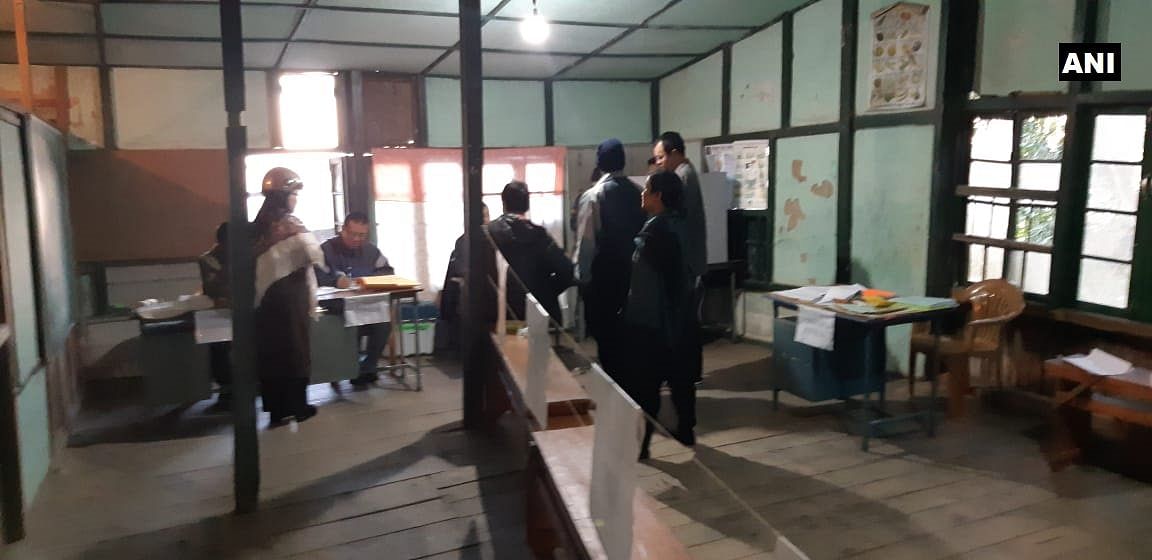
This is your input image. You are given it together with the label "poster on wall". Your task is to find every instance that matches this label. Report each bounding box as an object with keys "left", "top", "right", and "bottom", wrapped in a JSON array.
[
  {"left": 868, "top": 2, "right": 930, "bottom": 111},
  {"left": 704, "top": 142, "right": 769, "bottom": 210},
  {"left": 733, "top": 140, "right": 770, "bottom": 210}
]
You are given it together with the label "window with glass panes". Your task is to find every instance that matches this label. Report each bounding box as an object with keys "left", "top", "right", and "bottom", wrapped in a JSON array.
[
  {"left": 957, "top": 110, "right": 1152, "bottom": 319},
  {"left": 1077, "top": 113, "right": 1147, "bottom": 311},
  {"left": 957, "top": 114, "right": 1066, "bottom": 296}
]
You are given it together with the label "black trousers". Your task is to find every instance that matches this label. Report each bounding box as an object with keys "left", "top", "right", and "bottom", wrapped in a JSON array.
[
  {"left": 358, "top": 323, "right": 393, "bottom": 374},
  {"left": 260, "top": 377, "right": 309, "bottom": 421},
  {"left": 621, "top": 328, "right": 698, "bottom": 452},
  {"left": 208, "top": 342, "right": 232, "bottom": 398}
]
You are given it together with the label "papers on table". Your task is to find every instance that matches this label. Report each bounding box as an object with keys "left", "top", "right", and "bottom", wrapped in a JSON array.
[
  {"left": 342, "top": 293, "right": 391, "bottom": 327},
  {"left": 774, "top": 286, "right": 831, "bottom": 302},
  {"left": 817, "top": 284, "right": 867, "bottom": 304},
  {"left": 315, "top": 286, "right": 359, "bottom": 298},
  {"left": 889, "top": 296, "right": 957, "bottom": 310},
  {"left": 194, "top": 309, "right": 233, "bottom": 344},
  {"left": 795, "top": 306, "right": 836, "bottom": 350},
  {"left": 1063, "top": 349, "right": 1134, "bottom": 376}
]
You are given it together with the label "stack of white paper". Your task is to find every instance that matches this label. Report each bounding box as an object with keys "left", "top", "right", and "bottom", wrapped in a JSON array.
[
  {"left": 1064, "top": 349, "right": 1133, "bottom": 376},
  {"left": 775, "top": 286, "right": 830, "bottom": 302},
  {"left": 817, "top": 284, "right": 867, "bottom": 304}
]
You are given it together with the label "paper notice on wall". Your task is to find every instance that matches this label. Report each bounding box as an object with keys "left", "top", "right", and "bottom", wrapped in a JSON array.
[
  {"left": 795, "top": 306, "right": 836, "bottom": 350},
  {"left": 586, "top": 364, "right": 642, "bottom": 560},
  {"left": 733, "top": 140, "right": 770, "bottom": 209},
  {"left": 525, "top": 295, "right": 551, "bottom": 427},
  {"left": 704, "top": 143, "right": 736, "bottom": 179}
]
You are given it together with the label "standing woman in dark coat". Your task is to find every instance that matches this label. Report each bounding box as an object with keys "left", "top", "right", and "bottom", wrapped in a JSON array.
[
  {"left": 253, "top": 167, "right": 325, "bottom": 424},
  {"left": 623, "top": 170, "right": 698, "bottom": 460}
]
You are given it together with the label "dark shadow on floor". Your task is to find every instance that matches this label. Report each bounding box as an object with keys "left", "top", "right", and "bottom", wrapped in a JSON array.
[{"left": 67, "top": 415, "right": 530, "bottom": 559}]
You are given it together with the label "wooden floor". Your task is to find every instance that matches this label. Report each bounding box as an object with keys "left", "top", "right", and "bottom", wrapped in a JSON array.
[{"left": 6, "top": 341, "right": 1152, "bottom": 559}]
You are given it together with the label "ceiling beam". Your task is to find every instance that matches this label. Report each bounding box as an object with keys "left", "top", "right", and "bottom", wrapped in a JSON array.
[
  {"left": 274, "top": 0, "right": 318, "bottom": 68},
  {"left": 418, "top": 0, "right": 511, "bottom": 76},
  {"left": 549, "top": 0, "right": 684, "bottom": 80},
  {"left": 52, "top": 0, "right": 761, "bottom": 31}
]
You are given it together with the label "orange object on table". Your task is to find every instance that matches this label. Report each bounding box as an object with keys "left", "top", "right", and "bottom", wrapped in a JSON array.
[
  {"left": 861, "top": 288, "right": 896, "bottom": 299},
  {"left": 358, "top": 275, "right": 421, "bottom": 292}
]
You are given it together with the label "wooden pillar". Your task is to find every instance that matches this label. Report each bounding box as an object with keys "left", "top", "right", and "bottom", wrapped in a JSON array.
[
  {"left": 12, "top": 0, "right": 32, "bottom": 111},
  {"left": 219, "top": 0, "right": 260, "bottom": 514},
  {"left": 53, "top": 67, "right": 71, "bottom": 135},
  {"left": 460, "top": 0, "right": 487, "bottom": 428}
]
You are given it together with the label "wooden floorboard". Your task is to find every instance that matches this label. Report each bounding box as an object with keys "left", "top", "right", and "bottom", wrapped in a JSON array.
[{"left": 7, "top": 341, "right": 1152, "bottom": 559}]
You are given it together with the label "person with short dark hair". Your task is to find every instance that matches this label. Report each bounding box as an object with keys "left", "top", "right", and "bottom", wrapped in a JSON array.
[
  {"left": 624, "top": 170, "right": 698, "bottom": 459},
  {"left": 199, "top": 222, "right": 233, "bottom": 411},
  {"left": 315, "top": 211, "right": 396, "bottom": 388},
  {"left": 574, "top": 139, "right": 646, "bottom": 378},
  {"left": 489, "top": 181, "right": 573, "bottom": 324},
  {"left": 434, "top": 203, "right": 490, "bottom": 355},
  {"left": 653, "top": 130, "right": 706, "bottom": 385}
]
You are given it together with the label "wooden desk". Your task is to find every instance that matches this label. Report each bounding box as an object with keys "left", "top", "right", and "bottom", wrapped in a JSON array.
[
  {"left": 490, "top": 333, "right": 591, "bottom": 430},
  {"left": 1044, "top": 359, "right": 1152, "bottom": 470},
  {"left": 770, "top": 294, "right": 962, "bottom": 450},
  {"left": 528, "top": 426, "right": 691, "bottom": 560}
]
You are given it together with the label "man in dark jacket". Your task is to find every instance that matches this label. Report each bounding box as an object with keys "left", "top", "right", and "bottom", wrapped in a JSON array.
[
  {"left": 573, "top": 138, "right": 646, "bottom": 377},
  {"left": 489, "top": 181, "right": 573, "bottom": 325},
  {"left": 316, "top": 212, "right": 394, "bottom": 387}
]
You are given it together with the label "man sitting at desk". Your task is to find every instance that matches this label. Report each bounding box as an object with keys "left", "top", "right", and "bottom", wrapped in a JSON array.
[
  {"left": 198, "top": 222, "right": 232, "bottom": 411},
  {"left": 315, "top": 212, "right": 394, "bottom": 388}
]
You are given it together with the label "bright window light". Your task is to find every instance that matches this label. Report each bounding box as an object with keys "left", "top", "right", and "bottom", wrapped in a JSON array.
[{"left": 279, "top": 73, "right": 339, "bottom": 150}]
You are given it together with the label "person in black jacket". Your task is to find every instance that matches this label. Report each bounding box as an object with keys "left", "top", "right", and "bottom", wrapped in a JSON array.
[
  {"left": 623, "top": 170, "right": 697, "bottom": 460},
  {"left": 489, "top": 181, "right": 573, "bottom": 325},
  {"left": 573, "top": 138, "right": 646, "bottom": 378}
]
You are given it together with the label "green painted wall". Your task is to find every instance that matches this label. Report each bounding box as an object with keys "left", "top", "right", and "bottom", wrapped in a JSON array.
[
  {"left": 659, "top": 51, "right": 723, "bottom": 139},
  {"left": 553, "top": 81, "right": 651, "bottom": 146},
  {"left": 791, "top": 0, "right": 842, "bottom": 126},
  {"left": 852, "top": 125, "right": 935, "bottom": 372},
  {"left": 1098, "top": 0, "right": 1152, "bottom": 91},
  {"left": 424, "top": 78, "right": 547, "bottom": 147},
  {"left": 980, "top": 0, "right": 1075, "bottom": 95},
  {"left": 1, "top": 122, "right": 40, "bottom": 382},
  {"left": 855, "top": 0, "right": 941, "bottom": 114},
  {"left": 17, "top": 371, "right": 50, "bottom": 505},
  {"left": 774, "top": 133, "right": 839, "bottom": 286},
  {"left": 730, "top": 24, "right": 783, "bottom": 133}
]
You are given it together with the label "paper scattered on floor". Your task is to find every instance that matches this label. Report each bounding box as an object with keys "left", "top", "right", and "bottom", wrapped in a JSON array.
[{"left": 1064, "top": 349, "right": 1133, "bottom": 376}]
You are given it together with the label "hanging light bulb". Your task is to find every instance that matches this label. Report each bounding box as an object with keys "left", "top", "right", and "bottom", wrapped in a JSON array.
[{"left": 520, "top": 0, "right": 550, "bottom": 45}]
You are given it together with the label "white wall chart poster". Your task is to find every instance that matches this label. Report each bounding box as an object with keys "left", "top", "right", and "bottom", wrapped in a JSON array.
[
  {"left": 733, "top": 140, "right": 770, "bottom": 210},
  {"left": 868, "top": 2, "right": 930, "bottom": 111}
]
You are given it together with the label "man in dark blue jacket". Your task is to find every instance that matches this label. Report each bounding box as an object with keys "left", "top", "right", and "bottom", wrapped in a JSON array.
[
  {"left": 316, "top": 212, "right": 394, "bottom": 387},
  {"left": 573, "top": 138, "right": 646, "bottom": 378}
]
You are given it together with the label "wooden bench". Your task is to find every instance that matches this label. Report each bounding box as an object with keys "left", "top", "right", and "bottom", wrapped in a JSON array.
[
  {"left": 490, "top": 333, "right": 592, "bottom": 430},
  {"left": 526, "top": 426, "right": 691, "bottom": 560},
  {"left": 1044, "top": 359, "right": 1152, "bottom": 470}
]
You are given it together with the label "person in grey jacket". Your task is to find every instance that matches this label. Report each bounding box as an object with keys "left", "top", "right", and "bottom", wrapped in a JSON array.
[
  {"left": 573, "top": 139, "right": 647, "bottom": 378},
  {"left": 653, "top": 131, "right": 706, "bottom": 384}
]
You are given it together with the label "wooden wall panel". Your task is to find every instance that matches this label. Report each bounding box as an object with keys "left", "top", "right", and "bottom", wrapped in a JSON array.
[
  {"left": 362, "top": 75, "right": 418, "bottom": 148},
  {"left": 67, "top": 149, "right": 228, "bottom": 262}
]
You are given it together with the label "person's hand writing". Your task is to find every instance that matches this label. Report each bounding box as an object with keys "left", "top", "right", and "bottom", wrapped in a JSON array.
[{"left": 336, "top": 276, "right": 353, "bottom": 289}]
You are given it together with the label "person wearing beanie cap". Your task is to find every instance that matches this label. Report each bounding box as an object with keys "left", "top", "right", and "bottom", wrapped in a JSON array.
[
  {"left": 573, "top": 139, "right": 646, "bottom": 379},
  {"left": 251, "top": 166, "right": 324, "bottom": 425}
]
